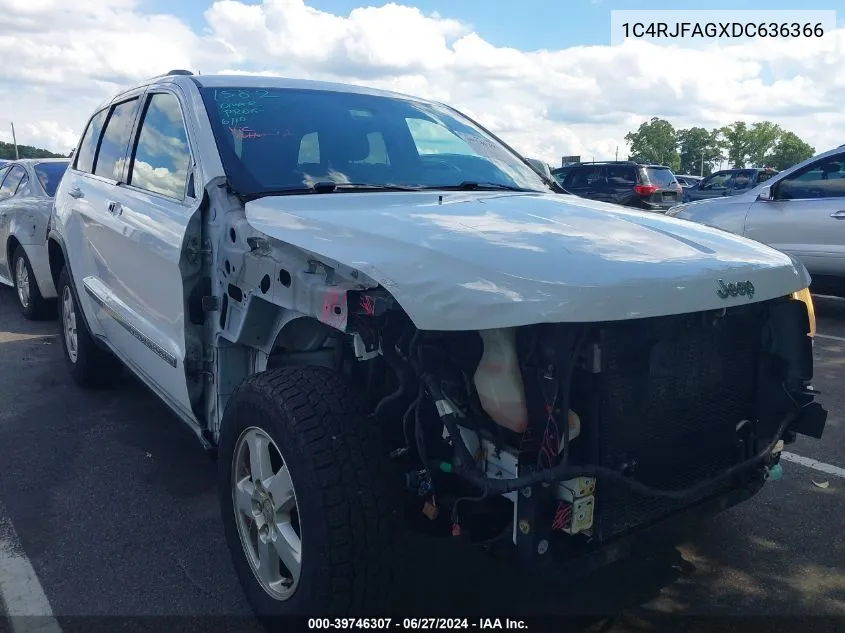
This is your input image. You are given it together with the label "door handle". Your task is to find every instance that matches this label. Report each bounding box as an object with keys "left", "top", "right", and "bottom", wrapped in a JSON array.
[
  {"left": 107, "top": 201, "right": 123, "bottom": 216},
  {"left": 68, "top": 187, "right": 84, "bottom": 199},
  {"left": 830, "top": 210, "right": 845, "bottom": 219}
]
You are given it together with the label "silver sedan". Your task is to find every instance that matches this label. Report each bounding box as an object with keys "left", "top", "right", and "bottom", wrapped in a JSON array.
[
  {"left": 667, "top": 145, "right": 845, "bottom": 296},
  {"left": 0, "top": 158, "right": 69, "bottom": 318}
]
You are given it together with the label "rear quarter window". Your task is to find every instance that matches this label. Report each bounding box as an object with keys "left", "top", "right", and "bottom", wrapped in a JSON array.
[
  {"left": 564, "top": 166, "right": 604, "bottom": 188},
  {"left": 605, "top": 165, "right": 637, "bottom": 186},
  {"left": 643, "top": 167, "right": 677, "bottom": 187}
]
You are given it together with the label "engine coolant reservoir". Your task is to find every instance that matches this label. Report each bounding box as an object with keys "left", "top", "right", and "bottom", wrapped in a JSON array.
[{"left": 474, "top": 328, "right": 529, "bottom": 433}]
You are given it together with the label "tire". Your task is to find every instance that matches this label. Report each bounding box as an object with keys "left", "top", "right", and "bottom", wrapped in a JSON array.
[
  {"left": 56, "top": 266, "right": 123, "bottom": 388},
  {"left": 218, "top": 366, "right": 406, "bottom": 625},
  {"left": 12, "top": 245, "right": 55, "bottom": 320}
]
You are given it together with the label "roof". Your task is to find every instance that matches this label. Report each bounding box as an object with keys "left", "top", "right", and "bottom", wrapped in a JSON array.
[
  {"left": 1, "top": 158, "right": 69, "bottom": 166},
  {"left": 190, "top": 73, "right": 432, "bottom": 103},
  {"left": 98, "top": 72, "right": 439, "bottom": 112}
]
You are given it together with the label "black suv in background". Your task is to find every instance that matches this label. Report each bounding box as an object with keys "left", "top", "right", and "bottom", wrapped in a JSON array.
[{"left": 559, "top": 161, "right": 682, "bottom": 211}]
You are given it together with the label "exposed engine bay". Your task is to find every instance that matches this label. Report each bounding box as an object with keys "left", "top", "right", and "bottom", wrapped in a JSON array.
[{"left": 265, "top": 287, "right": 826, "bottom": 560}]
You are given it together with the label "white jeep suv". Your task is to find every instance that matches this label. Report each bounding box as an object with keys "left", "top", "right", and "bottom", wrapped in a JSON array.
[{"left": 48, "top": 70, "right": 827, "bottom": 622}]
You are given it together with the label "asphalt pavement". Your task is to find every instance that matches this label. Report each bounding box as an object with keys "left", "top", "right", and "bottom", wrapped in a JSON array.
[{"left": 0, "top": 286, "right": 843, "bottom": 632}]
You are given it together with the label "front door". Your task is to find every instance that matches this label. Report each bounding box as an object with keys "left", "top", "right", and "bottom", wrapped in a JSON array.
[
  {"left": 85, "top": 87, "right": 202, "bottom": 419},
  {"left": 744, "top": 153, "right": 845, "bottom": 278},
  {"left": 688, "top": 171, "right": 733, "bottom": 202}
]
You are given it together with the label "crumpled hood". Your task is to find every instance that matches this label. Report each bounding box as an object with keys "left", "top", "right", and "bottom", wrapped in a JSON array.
[{"left": 245, "top": 191, "right": 810, "bottom": 330}]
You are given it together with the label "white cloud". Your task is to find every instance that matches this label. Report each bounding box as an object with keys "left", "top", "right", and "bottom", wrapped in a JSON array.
[{"left": 0, "top": 0, "right": 844, "bottom": 167}]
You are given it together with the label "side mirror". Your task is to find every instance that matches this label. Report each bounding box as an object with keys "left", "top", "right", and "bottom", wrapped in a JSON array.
[{"left": 757, "top": 186, "right": 772, "bottom": 201}]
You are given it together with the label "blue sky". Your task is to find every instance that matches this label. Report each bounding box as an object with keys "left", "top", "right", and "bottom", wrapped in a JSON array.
[{"left": 141, "top": 0, "right": 844, "bottom": 50}]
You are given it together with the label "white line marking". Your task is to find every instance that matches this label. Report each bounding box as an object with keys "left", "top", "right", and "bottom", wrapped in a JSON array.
[
  {"left": 781, "top": 452, "right": 845, "bottom": 479},
  {"left": 0, "top": 502, "right": 62, "bottom": 632},
  {"left": 815, "top": 333, "right": 845, "bottom": 343}
]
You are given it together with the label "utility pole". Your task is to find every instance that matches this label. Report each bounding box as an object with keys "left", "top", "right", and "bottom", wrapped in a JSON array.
[
  {"left": 10, "top": 122, "right": 19, "bottom": 160},
  {"left": 615, "top": 146, "right": 618, "bottom": 161},
  {"left": 700, "top": 150, "right": 704, "bottom": 177}
]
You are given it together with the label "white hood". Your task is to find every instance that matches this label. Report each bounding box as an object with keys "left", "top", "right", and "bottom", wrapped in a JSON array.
[{"left": 245, "top": 191, "right": 810, "bottom": 331}]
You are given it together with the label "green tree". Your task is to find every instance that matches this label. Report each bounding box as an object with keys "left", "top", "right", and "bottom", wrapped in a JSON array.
[
  {"left": 0, "top": 141, "right": 65, "bottom": 160},
  {"left": 676, "top": 127, "right": 723, "bottom": 176},
  {"left": 764, "top": 131, "right": 815, "bottom": 171},
  {"left": 720, "top": 121, "right": 752, "bottom": 168},
  {"left": 746, "top": 121, "right": 782, "bottom": 167},
  {"left": 625, "top": 117, "right": 680, "bottom": 171}
]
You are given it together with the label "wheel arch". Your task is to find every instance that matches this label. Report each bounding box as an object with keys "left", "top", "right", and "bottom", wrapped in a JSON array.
[{"left": 6, "top": 234, "right": 21, "bottom": 275}]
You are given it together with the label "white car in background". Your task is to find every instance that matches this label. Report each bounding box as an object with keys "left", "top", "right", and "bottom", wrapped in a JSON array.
[{"left": 0, "top": 158, "right": 69, "bottom": 318}]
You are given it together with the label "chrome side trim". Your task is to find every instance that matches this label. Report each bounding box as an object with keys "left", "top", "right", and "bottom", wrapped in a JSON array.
[{"left": 84, "top": 285, "right": 178, "bottom": 368}]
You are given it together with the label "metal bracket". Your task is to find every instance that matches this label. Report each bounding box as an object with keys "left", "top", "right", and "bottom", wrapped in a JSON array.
[
  {"left": 185, "top": 237, "right": 213, "bottom": 266},
  {"left": 201, "top": 296, "right": 220, "bottom": 312}
]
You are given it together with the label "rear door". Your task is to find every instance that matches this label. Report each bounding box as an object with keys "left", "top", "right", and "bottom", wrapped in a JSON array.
[
  {"left": 0, "top": 165, "right": 27, "bottom": 279},
  {"left": 86, "top": 87, "right": 202, "bottom": 417},
  {"left": 561, "top": 165, "right": 606, "bottom": 201},
  {"left": 726, "top": 170, "right": 756, "bottom": 197},
  {"left": 744, "top": 153, "right": 845, "bottom": 277},
  {"left": 603, "top": 164, "right": 639, "bottom": 206},
  {"left": 64, "top": 92, "right": 145, "bottom": 338}
]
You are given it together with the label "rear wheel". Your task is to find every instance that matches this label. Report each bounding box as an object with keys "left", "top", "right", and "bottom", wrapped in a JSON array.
[
  {"left": 56, "top": 266, "right": 123, "bottom": 388},
  {"left": 12, "top": 246, "right": 54, "bottom": 320},
  {"left": 218, "top": 366, "right": 406, "bottom": 625}
]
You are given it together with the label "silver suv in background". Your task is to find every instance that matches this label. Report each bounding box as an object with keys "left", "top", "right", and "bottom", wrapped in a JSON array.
[{"left": 669, "top": 145, "right": 845, "bottom": 296}]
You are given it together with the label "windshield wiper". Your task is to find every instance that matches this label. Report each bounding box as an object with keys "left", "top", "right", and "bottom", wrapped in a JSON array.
[
  {"left": 421, "top": 181, "right": 534, "bottom": 192},
  {"left": 241, "top": 180, "right": 420, "bottom": 202},
  {"left": 241, "top": 182, "right": 423, "bottom": 201}
]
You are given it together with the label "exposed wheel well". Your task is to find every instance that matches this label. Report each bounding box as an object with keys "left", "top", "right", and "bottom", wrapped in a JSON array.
[
  {"left": 48, "top": 238, "right": 65, "bottom": 289},
  {"left": 6, "top": 235, "right": 21, "bottom": 274}
]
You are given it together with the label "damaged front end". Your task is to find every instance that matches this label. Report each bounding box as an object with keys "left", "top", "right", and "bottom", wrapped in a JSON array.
[{"left": 348, "top": 290, "right": 826, "bottom": 564}]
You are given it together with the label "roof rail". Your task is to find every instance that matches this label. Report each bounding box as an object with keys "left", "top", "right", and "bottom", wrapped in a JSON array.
[
  {"left": 574, "top": 160, "right": 637, "bottom": 165},
  {"left": 166, "top": 69, "right": 194, "bottom": 76}
]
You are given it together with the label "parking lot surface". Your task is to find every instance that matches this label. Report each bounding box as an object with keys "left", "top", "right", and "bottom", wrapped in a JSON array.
[{"left": 0, "top": 286, "right": 843, "bottom": 631}]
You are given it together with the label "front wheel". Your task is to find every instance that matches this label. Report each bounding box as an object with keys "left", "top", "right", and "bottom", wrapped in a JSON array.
[{"left": 218, "top": 366, "right": 406, "bottom": 624}]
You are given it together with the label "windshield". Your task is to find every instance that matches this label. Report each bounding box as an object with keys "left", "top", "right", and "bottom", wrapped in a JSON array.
[
  {"left": 198, "top": 86, "right": 551, "bottom": 197},
  {"left": 34, "top": 161, "right": 69, "bottom": 197}
]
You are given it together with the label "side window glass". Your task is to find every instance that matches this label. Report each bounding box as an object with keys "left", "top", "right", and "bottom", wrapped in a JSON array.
[
  {"left": 95, "top": 98, "right": 141, "bottom": 181},
  {"left": 0, "top": 166, "right": 25, "bottom": 198},
  {"left": 758, "top": 171, "right": 776, "bottom": 184},
  {"left": 129, "top": 93, "right": 192, "bottom": 199},
  {"left": 75, "top": 109, "right": 108, "bottom": 174},
  {"left": 778, "top": 158, "right": 845, "bottom": 200},
  {"left": 565, "top": 167, "right": 604, "bottom": 188},
  {"left": 701, "top": 173, "right": 731, "bottom": 190},
  {"left": 605, "top": 166, "right": 636, "bottom": 186},
  {"left": 732, "top": 171, "right": 753, "bottom": 190},
  {"left": 356, "top": 132, "right": 390, "bottom": 165},
  {"left": 298, "top": 132, "right": 319, "bottom": 164},
  {"left": 0, "top": 166, "right": 10, "bottom": 191},
  {"left": 406, "top": 118, "right": 479, "bottom": 157}
]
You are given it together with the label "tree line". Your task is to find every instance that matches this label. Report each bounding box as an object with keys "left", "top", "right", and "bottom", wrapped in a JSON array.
[
  {"left": 624, "top": 118, "right": 816, "bottom": 176},
  {"left": 0, "top": 141, "right": 68, "bottom": 160}
]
